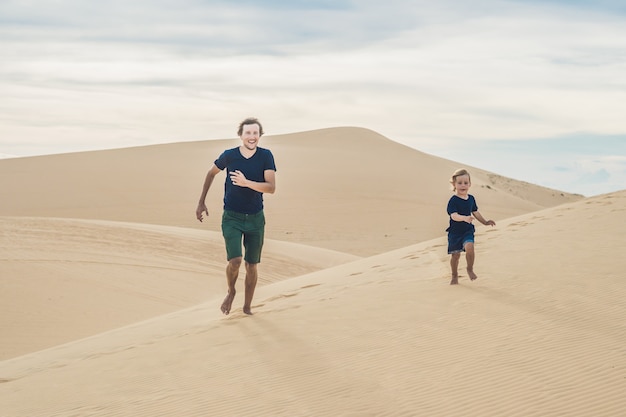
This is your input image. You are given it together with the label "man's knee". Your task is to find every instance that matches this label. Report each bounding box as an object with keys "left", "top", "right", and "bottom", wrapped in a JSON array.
[{"left": 228, "top": 257, "right": 243, "bottom": 268}]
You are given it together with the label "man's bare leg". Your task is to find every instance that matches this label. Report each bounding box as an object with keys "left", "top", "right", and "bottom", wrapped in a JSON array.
[
  {"left": 221, "top": 257, "right": 242, "bottom": 315},
  {"left": 450, "top": 252, "right": 461, "bottom": 285},
  {"left": 465, "top": 242, "right": 478, "bottom": 281},
  {"left": 242, "top": 262, "right": 258, "bottom": 315}
]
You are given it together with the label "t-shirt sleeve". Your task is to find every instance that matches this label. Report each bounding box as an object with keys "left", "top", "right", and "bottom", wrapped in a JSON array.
[
  {"left": 447, "top": 198, "right": 456, "bottom": 215},
  {"left": 214, "top": 150, "right": 229, "bottom": 170},
  {"left": 471, "top": 196, "right": 478, "bottom": 212},
  {"left": 264, "top": 150, "right": 277, "bottom": 171}
]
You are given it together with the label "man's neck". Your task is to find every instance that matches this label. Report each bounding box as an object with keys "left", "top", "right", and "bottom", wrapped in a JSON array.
[{"left": 239, "top": 145, "right": 257, "bottom": 158}]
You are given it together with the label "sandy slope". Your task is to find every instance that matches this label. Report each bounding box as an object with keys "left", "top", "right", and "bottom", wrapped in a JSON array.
[
  {"left": 1, "top": 191, "right": 624, "bottom": 416},
  {"left": 0, "top": 216, "right": 358, "bottom": 359}
]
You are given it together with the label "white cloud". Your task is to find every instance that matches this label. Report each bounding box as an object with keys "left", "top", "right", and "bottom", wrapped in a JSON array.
[{"left": 0, "top": 0, "right": 625, "bottom": 194}]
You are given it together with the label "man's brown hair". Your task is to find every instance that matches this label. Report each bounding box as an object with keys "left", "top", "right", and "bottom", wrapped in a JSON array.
[{"left": 237, "top": 117, "right": 264, "bottom": 136}]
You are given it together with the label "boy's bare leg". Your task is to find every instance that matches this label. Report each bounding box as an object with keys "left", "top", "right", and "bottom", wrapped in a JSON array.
[
  {"left": 243, "top": 262, "right": 258, "bottom": 315},
  {"left": 450, "top": 252, "right": 461, "bottom": 285},
  {"left": 465, "top": 242, "right": 478, "bottom": 281},
  {"left": 221, "top": 257, "right": 242, "bottom": 315}
]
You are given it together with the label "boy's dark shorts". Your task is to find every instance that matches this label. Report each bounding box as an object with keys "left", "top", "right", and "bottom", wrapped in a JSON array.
[
  {"left": 447, "top": 230, "right": 475, "bottom": 254},
  {"left": 221, "top": 210, "right": 265, "bottom": 263}
]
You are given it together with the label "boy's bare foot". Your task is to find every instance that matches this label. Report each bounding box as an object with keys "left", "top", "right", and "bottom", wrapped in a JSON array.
[
  {"left": 221, "top": 291, "right": 235, "bottom": 315},
  {"left": 243, "top": 306, "right": 253, "bottom": 315},
  {"left": 467, "top": 269, "right": 478, "bottom": 281},
  {"left": 450, "top": 275, "right": 459, "bottom": 285}
]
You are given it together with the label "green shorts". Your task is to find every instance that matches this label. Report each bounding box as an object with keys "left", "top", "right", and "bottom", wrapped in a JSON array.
[{"left": 221, "top": 210, "right": 266, "bottom": 263}]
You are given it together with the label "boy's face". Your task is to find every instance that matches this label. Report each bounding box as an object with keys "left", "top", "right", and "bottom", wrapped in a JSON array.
[
  {"left": 240, "top": 123, "right": 261, "bottom": 150},
  {"left": 454, "top": 174, "right": 471, "bottom": 194}
]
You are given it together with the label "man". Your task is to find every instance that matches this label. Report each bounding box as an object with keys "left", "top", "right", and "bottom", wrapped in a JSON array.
[{"left": 196, "top": 118, "right": 276, "bottom": 315}]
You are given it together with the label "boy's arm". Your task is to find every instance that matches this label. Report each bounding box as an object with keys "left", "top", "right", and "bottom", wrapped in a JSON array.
[
  {"left": 450, "top": 212, "right": 473, "bottom": 223},
  {"left": 472, "top": 210, "right": 496, "bottom": 226}
]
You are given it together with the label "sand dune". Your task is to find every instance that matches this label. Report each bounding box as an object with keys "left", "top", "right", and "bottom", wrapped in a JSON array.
[
  {"left": 0, "top": 127, "right": 582, "bottom": 358},
  {"left": 1, "top": 190, "right": 624, "bottom": 416},
  {"left": 1, "top": 127, "right": 622, "bottom": 416},
  {"left": 0, "top": 127, "right": 582, "bottom": 256}
]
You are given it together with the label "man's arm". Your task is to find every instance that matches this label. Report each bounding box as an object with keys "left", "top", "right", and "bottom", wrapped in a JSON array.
[
  {"left": 229, "top": 169, "right": 276, "bottom": 194},
  {"left": 196, "top": 164, "right": 222, "bottom": 222}
]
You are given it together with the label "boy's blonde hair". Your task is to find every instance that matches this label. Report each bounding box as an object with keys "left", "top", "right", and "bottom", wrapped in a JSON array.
[{"left": 450, "top": 168, "right": 471, "bottom": 191}]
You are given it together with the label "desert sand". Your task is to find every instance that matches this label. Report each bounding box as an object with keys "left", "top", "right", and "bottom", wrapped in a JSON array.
[{"left": 1, "top": 127, "right": 624, "bottom": 416}]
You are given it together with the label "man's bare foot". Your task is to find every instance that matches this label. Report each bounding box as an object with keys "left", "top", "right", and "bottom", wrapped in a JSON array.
[
  {"left": 221, "top": 291, "right": 235, "bottom": 315},
  {"left": 243, "top": 306, "right": 253, "bottom": 315},
  {"left": 450, "top": 275, "right": 459, "bottom": 285},
  {"left": 467, "top": 269, "right": 478, "bottom": 281}
]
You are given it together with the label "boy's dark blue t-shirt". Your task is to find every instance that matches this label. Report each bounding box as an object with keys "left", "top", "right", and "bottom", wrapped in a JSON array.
[
  {"left": 446, "top": 194, "right": 478, "bottom": 235},
  {"left": 215, "top": 147, "right": 276, "bottom": 214}
]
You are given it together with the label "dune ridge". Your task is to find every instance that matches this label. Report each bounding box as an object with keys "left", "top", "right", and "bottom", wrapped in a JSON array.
[{"left": 0, "top": 127, "right": 582, "bottom": 256}]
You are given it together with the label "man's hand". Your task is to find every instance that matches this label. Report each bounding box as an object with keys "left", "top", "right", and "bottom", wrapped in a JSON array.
[
  {"left": 229, "top": 170, "right": 248, "bottom": 187},
  {"left": 196, "top": 203, "right": 208, "bottom": 222}
]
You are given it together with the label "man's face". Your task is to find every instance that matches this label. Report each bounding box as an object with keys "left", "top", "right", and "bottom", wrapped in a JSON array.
[{"left": 240, "top": 123, "right": 261, "bottom": 150}]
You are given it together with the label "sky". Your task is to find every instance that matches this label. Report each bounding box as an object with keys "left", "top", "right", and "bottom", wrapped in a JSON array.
[{"left": 1, "top": 0, "right": 625, "bottom": 196}]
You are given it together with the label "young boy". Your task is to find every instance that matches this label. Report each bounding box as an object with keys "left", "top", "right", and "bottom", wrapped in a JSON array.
[{"left": 446, "top": 169, "right": 496, "bottom": 285}]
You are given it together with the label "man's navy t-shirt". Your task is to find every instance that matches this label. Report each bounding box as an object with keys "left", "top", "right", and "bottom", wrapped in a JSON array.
[
  {"left": 214, "top": 147, "right": 276, "bottom": 214},
  {"left": 446, "top": 194, "right": 478, "bottom": 235}
]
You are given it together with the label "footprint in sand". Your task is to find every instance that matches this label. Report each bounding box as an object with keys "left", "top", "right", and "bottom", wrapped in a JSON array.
[{"left": 265, "top": 292, "right": 299, "bottom": 302}]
